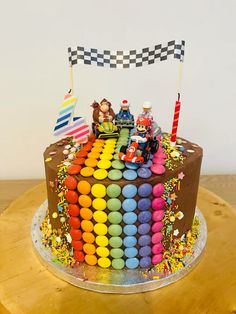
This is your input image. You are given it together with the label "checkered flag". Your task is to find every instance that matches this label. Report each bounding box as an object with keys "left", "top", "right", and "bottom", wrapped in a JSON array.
[{"left": 68, "top": 40, "right": 185, "bottom": 69}]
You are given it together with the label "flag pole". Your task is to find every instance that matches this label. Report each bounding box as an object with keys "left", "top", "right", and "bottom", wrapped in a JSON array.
[{"left": 69, "top": 64, "right": 74, "bottom": 95}]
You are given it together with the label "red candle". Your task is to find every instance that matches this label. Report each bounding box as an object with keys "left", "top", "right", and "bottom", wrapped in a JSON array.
[{"left": 170, "top": 94, "right": 181, "bottom": 145}]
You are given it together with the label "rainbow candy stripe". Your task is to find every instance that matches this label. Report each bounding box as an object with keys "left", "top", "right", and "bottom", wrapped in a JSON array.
[{"left": 54, "top": 93, "right": 90, "bottom": 143}]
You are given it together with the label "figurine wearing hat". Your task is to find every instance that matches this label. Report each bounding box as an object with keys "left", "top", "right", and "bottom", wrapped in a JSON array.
[
  {"left": 117, "top": 100, "right": 132, "bottom": 120},
  {"left": 140, "top": 101, "right": 153, "bottom": 121},
  {"left": 134, "top": 116, "right": 151, "bottom": 150}
]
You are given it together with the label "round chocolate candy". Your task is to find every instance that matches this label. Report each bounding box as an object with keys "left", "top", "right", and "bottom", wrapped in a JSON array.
[
  {"left": 108, "top": 224, "right": 122, "bottom": 236},
  {"left": 98, "top": 257, "right": 111, "bottom": 268},
  {"left": 125, "top": 258, "right": 139, "bottom": 269},
  {"left": 109, "top": 236, "right": 123, "bottom": 248},
  {"left": 138, "top": 211, "right": 152, "bottom": 223},
  {"left": 91, "top": 183, "right": 106, "bottom": 198},
  {"left": 108, "top": 212, "right": 123, "bottom": 224},
  {"left": 125, "top": 162, "right": 139, "bottom": 170},
  {"left": 122, "top": 184, "right": 137, "bottom": 198},
  {"left": 152, "top": 221, "right": 164, "bottom": 233},
  {"left": 107, "top": 198, "right": 121, "bottom": 211},
  {"left": 122, "top": 199, "right": 137, "bottom": 212},
  {"left": 123, "top": 225, "right": 137, "bottom": 236},
  {"left": 108, "top": 169, "right": 123, "bottom": 181},
  {"left": 139, "top": 246, "right": 152, "bottom": 257},
  {"left": 152, "top": 243, "right": 164, "bottom": 254},
  {"left": 112, "top": 259, "right": 125, "bottom": 270},
  {"left": 152, "top": 198, "right": 165, "bottom": 210},
  {"left": 140, "top": 160, "right": 153, "bottom": 168},
  {"left": 139, "top": 256, "right": 152, "bottom": 268},
  {"left": 111, "top": 160, "right": 125, "bottom": 170},
  {"left": 151, "top": 232, "right": 163, "bottom": 244},
  {"left": 137, "top": 223, "right": 151, "bottom": 235},
  {"left": 106, "top": 184, "right": 121, "bottom": 198},
  {"left": 137, "top": 167, "right": 152, "bottom": 179},
  {"left": 124, "top": 247, "right": 138, "bottom": 258},
  {"left": 123, "top": 236, "right": 137, "bottom": 248},
  {"left": 110, "top": 248, "right": 124, "bottom": 259},
  {"left": 138, "top": 235, "right": 151, "bottom": 246},
  {"left": 123, "top": 169, "right": 138, "bottom": 181},
  {"left": 152, "top": 254, "right": 163, "bottom": 265},
  {"left": 152, "top": 210, "right": 165, "bottom": 221},
  {"left": 123, "top": 212, "right": 137, "bottom": 225},
  {"left": 138, "top": 183, "right": 152, "bottom": 197},
  {"left": 137, "top": 198, "right": 151, "bottom": 211},
  {"left": 152, "top": 183, "right": 165, "bottom": 197}
]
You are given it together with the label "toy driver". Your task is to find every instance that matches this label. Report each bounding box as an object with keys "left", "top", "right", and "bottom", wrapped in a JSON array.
[
  {"left": 132, "top": 116, "right": 151, "bottom": 150},
  {"left": 140, "top": 101, "right": 153, "bottom": 120},
  {"left": 117, "top": 100, "right": 132, "bottom": 120}
]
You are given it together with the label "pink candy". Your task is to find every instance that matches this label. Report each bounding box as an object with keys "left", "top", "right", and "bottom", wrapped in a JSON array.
[
  {"left": 151, "top": 221, "right": 164, "bottom": 233},
  {"left": 152, "top": 198, "right": 165, "bottom": 210},
  {"left": 153, "top": 152, "right": 167, "bottom": 159},
  {"left": 152, "top": 157, "right": 165, "bottom": 165},
  {"left": 152, "top": 183, "right": 165, "bottom": 197},
  {"left": 151, "top": 164, "right": 166, "bottom": 175},
  {"left": 152, "top": 243, "right": 163, "bottom": 254},
  {"left": 152, "top": 254, "right": 163, "bottom": 265},
  {"left": 152, "top": 232, "right": 163, "bottom": 244},
  {"left": 152, "top": 210, "right": 165, "bottom": 221}
]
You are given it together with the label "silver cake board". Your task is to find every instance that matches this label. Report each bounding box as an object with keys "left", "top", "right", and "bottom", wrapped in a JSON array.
[{"left": 31, "top": 201, "right": 207, "bottom": 294}]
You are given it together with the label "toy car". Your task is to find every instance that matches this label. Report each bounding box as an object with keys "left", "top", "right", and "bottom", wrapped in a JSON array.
[
  {"left": 119, "top": 134, "right": 159, "bottom": 163},
  {"left": 92, "top": 121, "right": 119, "bottom": 139}
]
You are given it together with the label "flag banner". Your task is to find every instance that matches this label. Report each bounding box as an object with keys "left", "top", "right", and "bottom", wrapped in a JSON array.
[{"left": 68, "top": 40, "right": 185, "bottom": 69}]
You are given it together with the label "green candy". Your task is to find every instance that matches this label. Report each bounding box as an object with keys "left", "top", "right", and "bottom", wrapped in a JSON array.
[
  {"left": 110, "top": 248, "right": 124, "bottom": 259},
  {"left": 108, "top": 169, "right": 123, "bottom": 181},
  {"left": 106, "top": 184, "right": 121, "bottom": 198},
  {"left": 108, "top": 212, "right": 122, "bottom": 224},
  {"left": 112, "top": 258, "right": 125, "bottom": 270},
  {"left": 108, "top": 224, "right": 122, "bottom": 236},
  {"left": 109, "top": 236, "right": 123, "bottom": 248},
  {"left": 107, "top": 198, "right": 121, "bottom": 211},
  {"left": 112, "top": 160, "right": 125, "bottom": 170},
  {"left": 113, "top": 153, "right": 120, "bottom": 160}
]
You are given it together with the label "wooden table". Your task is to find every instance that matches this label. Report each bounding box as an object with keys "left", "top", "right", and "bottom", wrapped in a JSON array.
[{"left": 0, "top": 177, "right": 236, "bottom": 314}]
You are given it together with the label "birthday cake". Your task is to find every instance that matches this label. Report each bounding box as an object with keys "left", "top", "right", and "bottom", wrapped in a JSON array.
[{"left": 43, "top": 96, "right": 203, "bottom": 271}]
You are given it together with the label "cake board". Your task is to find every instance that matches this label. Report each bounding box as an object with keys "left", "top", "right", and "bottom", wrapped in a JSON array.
[{"left": 1, "top": 183, "right": 236, "bottom": 314}]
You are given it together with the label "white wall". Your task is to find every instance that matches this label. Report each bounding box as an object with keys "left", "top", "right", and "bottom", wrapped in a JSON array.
[{"left": 0, "top": 0, "right": 235, "bottom": 179}]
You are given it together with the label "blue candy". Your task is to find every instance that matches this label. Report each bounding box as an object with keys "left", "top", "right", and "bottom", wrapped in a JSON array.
[
  {"left": 137, "top": 223, "right": 151, "bottom": 235},
  {"left": 123, "top": 169, "right": 138, "bottom": 181},
  {"left": 138, "top": 211, "right": 152, "bottom": 223},
  {"left": 123, "top": 225, "right": 137, "bottom": 236},
  {"left": 140, "top": 160, "right": 153, "bottom": 168},
  {"left": 139, "top": 256, "right": 152, "bottom": 268},
  {"left": 122, "top": 184, "right": 138, "bottom": 198},
  {"left": 125, "top": 258, "right": 139, "bottom": 269},
  {"left": 137, "top": 167, "right": 152, "bottom": 179},
  {"left": 139, "top": 246, "right": 152, "bottom": 257},
  {"left": 138, "top": 235, "right": 151, "bottom": 246},
  {"left": 137, "top": 198, "right": 151, "bottom": 211},
  {"left": 122, "top": 199, "right": 137, "bottom": 212},
  {"left": 138, "top": 183, "right": 152, "bottom": 197},
  {"left": 124, "top": 247, "right": 138, "bottom": 258},
  {"left": 123, "top": 236, "right": 137, "bottom": 248},
  {"left": 123, "top": 212, "right": 137, "bottom": 224},
  {"left": 125, "top": 162, "right": 139, "bottom": 170}
]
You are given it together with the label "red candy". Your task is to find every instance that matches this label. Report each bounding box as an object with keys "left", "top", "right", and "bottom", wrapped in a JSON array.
[
  {"left": 73, "top": 158, "right": 86, "bottom": 165},
  {"left": 71, "top": 240, "right": 83, "bottom": 251},
  {"left": 67, "top": 165, "right": 81, "bottom": 175},
  {"left": 64, "top": 175, "right": 78, "bottom": 189},
  {"left": 65, "top": 190, "right": 78, "bottom": 204},
  {"left": 69, "top": 217, "right": 81, "bottom": 229},
  {"left": 76, "top": 150, "right": 88, "bottom": 158},
  {"left": 73, "top": 250, "right": 85, "bottom": 262},
  {"left": 70, "top": 229, "right": 82, "bottom": 240},
  {"left": 67, "top": 204, "right": 80, "bottom": 216}
]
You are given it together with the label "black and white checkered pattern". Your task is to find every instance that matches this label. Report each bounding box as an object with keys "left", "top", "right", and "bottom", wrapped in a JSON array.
[{"left": 68, "top": 40, "right": 185, "bottom": 68}]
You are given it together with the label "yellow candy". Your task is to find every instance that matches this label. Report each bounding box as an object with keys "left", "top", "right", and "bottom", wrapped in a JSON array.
[
  {"left": 98, "top": 257, "right": 111, "bottom": 268},
  {"left": 87, "top": 152, "right": 100, "bottom": 159},
  {"left": 96, "top": 247, "right": 109, "bottom": 258},
  {"left": 93, "top": 168, "right": 108, "bottom": 180},
  {"left": 99, "top": 153, "right": 113, "bottom": 161},
  {"left": 97, "top": 159, "right": 112, "bottom": 170},
  {"left": 91, "top": 184, "right": 106, "bottom": 198},
  {"left": 94, "top": 223, "right": 108, "bottom": 236},
  {"left": 80, "top": 167, "right": 94, "bottom": 177},
  {"left": 92, "top": 198, "right": 107, "bottom": 211},
  {"left": 96, "top": 236, "right": 109, "bottom": 247},
  {"left": 93, "top": 211, "right": 107, "bottom": 223},
  {"left": 91, "top": 146, "right": 103, "bottom": 153},
  {"left": 105, "top": 139, "right": 117, "bottom": 143},
  {"left": 102, "top": 147, "right": 115, "bottom": 154}
]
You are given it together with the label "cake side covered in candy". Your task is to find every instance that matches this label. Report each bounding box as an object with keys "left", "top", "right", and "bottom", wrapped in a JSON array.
[{"left": 43, "top": 98, "right": 202, "bottom": 270}]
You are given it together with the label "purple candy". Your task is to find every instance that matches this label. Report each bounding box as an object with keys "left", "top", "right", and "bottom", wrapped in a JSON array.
[
  {"left": 138, "top": 235, "right": 151, "bottom": 246},
  {"left": 137, "top": 167, "right": 152, "bottom": 179},
  {"left": 151, "top": 232, "right": 163, "bottom": 244},
  {"left": 151, "top": 221, "right": 164, "bottom": 233},
  {"left": 138, "top": 211, "right": 152, "bottom": 223},
  {"left": 152, "top": 210, "right": 165, "bottom": 221},
  {"left": 138, "top": 183, "right": 152, "bottom": 197},
  {"left": 140, "top": 160, "right": 153, "bottom": 168},
  {"left": 137, "top": 198, "right": 151, "bottom": 211},
  {"left": 139, "top": 256, "right": 152, "bottom": 268},
  {"left": 152, "top": 183, "right": 165, "bottom": 197},
  {"left": 152, "top": 198, "right": 165, "bottom": 210},
  {"left": 138, "top": 223, "right": 151, "bottom": 235},
  {"left": 139, "top": 246, "right": 151, "bottom": 257}
]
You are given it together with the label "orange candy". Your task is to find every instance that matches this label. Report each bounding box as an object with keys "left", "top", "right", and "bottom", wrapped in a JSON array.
[
  {"left": 73, "top": 158, "right": 86, "bottom": 165},
  {"left": 83, "top": 243, "right": 96, "bottom": 255},
  {"left": 80, "top": 167, "right": 95, "bottom": 177},
  {"left": 67, "top": 165, "right": 81, "bottom": 175},
  {"left": 78, "top": 195, "right": 92, "bottom": 208},
  {"left": 81, "top": 220, "right": 94, "bottom": 232},
  {"left": 87, "top": 152, "right": 100, "bottom": 159},
  {"left": 84, "top": 158, "right": 98, "bottom": 168},
  {"left": 80, "top": 208, "right": 93, "bottom": 220},
  {"left": 82, "top": 232, "right": 95, "bottom": 243},
  {"left": 85, "top": 254, "right": 97, "bottom": 266},
  {"left": 77, "top": 181, "right": 91, "bottom": 195},
  {"left": 76, "top": 150, "right": 88, "bottom": 158},
  {"left": 91, "top": 146, "right": 103, "bottom": 153}
]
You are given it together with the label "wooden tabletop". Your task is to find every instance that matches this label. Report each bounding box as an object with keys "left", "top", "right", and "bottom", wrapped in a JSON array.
[{"left": 0, "top": 176, "right": 236, "bottom": 314}]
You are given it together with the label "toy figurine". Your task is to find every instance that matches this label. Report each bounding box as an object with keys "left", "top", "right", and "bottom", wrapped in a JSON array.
[
  {"left": 91, "top": 99, "right": 119, "bottom": 139},
  {"left": 140, "top": 101, "right": 153, "bottom": 121},
  {"left": 114, "top": 100, "right": 134, "bottom": 128}
]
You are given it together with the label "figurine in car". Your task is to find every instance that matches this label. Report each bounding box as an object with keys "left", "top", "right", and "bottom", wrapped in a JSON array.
[{"left": 114, "top": 99, "right": 134, "bottom": 128}]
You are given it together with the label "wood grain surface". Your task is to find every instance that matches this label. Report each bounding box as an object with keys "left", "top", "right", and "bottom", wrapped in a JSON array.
[{"left": 0, "top": 180, "right": 236, "bottom": 314}]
